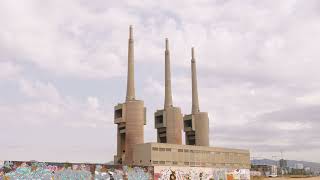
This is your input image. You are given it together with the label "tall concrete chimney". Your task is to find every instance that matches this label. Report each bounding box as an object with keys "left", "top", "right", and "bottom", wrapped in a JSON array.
[
  {"left": 191, "top": 47, "right": 200, "bottom": 114},
  {"left": 164, "top": 38, "right": 173, "bottom": 108},
  {"left": 126, "top": 25, "right": 135, "bottom": 101},
  {"left": 183, "top": 47, "right": 209, "bottom": 146},
  {"left": 114, "top": 26, "right": 146, "bottom": 165},
  {"left": 154, "top": 39, "right": 182, "bottom": 144}
]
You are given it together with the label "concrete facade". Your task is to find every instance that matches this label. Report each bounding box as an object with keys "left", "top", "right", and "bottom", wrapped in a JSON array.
[
  {"left": 184, "top": 48, "right": 210, "bottom": 146},
  {"left": 133, "top": 143, "right": 250, "bottom": 169},
  {"left": 114, "top": 26, "right": 146, "bottom": 165},
  {"left": 154, "top": 39, "right": 183, "bottom": 144}
]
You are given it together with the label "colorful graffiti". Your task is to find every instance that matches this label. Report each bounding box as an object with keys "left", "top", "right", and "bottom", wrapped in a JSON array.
[
  {"left": 94, "top": 165, "right": 153, "bottom": 180},
  {"left": 154, "top": 166, "right": 250, "bottom": 180},
  {"left": 0, "top": 161, "right": 249, "bottom": 180},
  {"left": 0, "top": 161, "right": 153, "bottom": 180}
]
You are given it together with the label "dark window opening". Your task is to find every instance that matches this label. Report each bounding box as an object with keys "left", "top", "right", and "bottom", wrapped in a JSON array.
[
  {"left": 155, "top": 115, "right": 164, "bottom": 124},
  {"left": 159, "top": 136, "right": 167, "bottom": 143},
  {"left": 184, "top": 120, "right": 192, "bottom": 128},
  {"left": 188, "top": 139, "right": 195, "bottom": 145},
  {"left": 115, "top": 109, "right": 122, "bottom": 118}
]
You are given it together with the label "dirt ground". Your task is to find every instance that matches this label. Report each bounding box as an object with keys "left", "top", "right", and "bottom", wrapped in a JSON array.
[{"left": 263, "top": 177, "right": 320, "bottom": 180}]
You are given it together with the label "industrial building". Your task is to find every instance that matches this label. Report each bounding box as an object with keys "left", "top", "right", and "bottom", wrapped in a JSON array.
[
  {"left": 183, "top": 47, "right": 209, "bottom": 146},
  {"left": 114, "top": 26, "right": 147, "bottom": 165},
  {"left": 133, "top": 143, "right": 250, "bottom": 168},
  {"left": 154, "top": 39, "right": 183, "bottom": 145},
  {"left": 113, "top": 26, "right": 250, "bottom": 170}
]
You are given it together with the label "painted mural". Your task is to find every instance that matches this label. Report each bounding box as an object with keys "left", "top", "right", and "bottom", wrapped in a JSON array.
[
  {"left": 154, "top": 166, "right": 250, "bottom": 180},
  {"left": 0, "top": 161, "right": 153, "bottom": 180},
  {"left": 94, "top": 165, "right": 153, "bottom": 180},
  {"left": 0, "top": 161, "right": 249, "bottom": 179}
]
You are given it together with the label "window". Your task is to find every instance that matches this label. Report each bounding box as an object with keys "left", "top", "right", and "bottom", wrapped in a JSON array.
[
  {"left": 184, "top": 149, "right": 189, "bottom": 153},
  {"left": 173, "top": 161, "right": 178, "bottom": 165},
  {"left": 155, "top": 115, "right": 164, "bottom": 124},
  {"left": 184, "top": 119, "right": 192, "bottom": 128},
  {"left": 152, "top": 147, "right": 158, "bottom": 151},
  {"left": 115, "top": 109, "right": 122, "bottom": 118},
  {"left": 178, "top": 149, "right": 183, "bottom": 152},
  {"left": 159, "top": 136, "right": 167, "bottom": 143},
  {"left": 160, "top": 161, "right": 165, "bottom": 164},
  {"left": 153, "top": 161, "right": 158, "bottom": 164},
  {"left": 159, "top": 148, "right": 166, "bottom": 152},
  {"left": 166, "top": 148, "right": 171, "bottom": 152}
]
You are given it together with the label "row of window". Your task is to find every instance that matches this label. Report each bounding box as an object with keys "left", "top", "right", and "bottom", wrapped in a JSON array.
[
  {"left": 151, "top": 147, "right": 245, "bottom": 157},
  {"left": 151, "top": 161, "right": 245, "bottom": 167},
  {"left": 152, "top": 147, "right": 172, "bottom": 152}
]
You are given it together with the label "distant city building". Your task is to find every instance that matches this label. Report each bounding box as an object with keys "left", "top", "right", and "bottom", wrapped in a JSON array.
[
  {"left": 279, "top": 159, "right": 287, "bottom": 168},
  {"left": 251, "top": 165, "right": 275, "bottom": 177},
  {"left": 294, "top": 163, "right": 304, "bottom": 169},
  {"left": 304, "top": 167, "right": 311, "bottom": 174}
]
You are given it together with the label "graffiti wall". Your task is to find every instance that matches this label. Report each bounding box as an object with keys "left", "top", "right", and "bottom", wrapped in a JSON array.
[
  {"left": 95, "top": 165, "right": 153, "bottom": 180},
  {"left": 0, "top": 161, "right": 153, "bottom": 180},
  {"left": 0, "top": 161, "right": 250, "bottom": 179},
  {"left": 154, "top": 166, "right": 250, "bottom": 180}
]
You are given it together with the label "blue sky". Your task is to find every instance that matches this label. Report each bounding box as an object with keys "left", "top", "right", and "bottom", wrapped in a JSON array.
[{"left": 1, "top": 0, "right": 320, "bottom": 163}]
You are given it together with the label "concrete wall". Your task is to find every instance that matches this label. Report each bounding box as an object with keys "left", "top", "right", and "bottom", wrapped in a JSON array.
[
  {"left": 133, "top": 143, "right": 251, "bottom": 169},
  {"left": 154, "top": 166, "right": 250, "bottom": 180},
  {"left": 0, "top": 161, "right": 154, "bottom": 180},
  {"left": 1, "top": 161, "right": 250, "bottom": 180},
  {"left": 165, "top": 107, "right": 183, "bottom": 144},
  {"left": 124, "top": 100, "right": 145, "bottom": 164},
  {"left": 114, "top": 100, "right": 146, "bottom": 165},
  {"left": 194, "top": 112, "right": 209, "bottom": 146},
  {"left": 155, "top": 107, "right": 183, "bottom": 144}
]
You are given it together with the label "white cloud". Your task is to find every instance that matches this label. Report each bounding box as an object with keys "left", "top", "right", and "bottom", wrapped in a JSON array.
[
  {"left": 0, "top": 62, "right": 21, "bottom": 80},
  {"left": 1, "top": 0, "right": 320, "bottom": 163},
  {"left": 0, "top": 80, "right": 113, "bottom": 162},
  {"left": 296, "top": 93, "right": 320, "bottom": 105},
  {"left": 0, "top": 0, "right": 129, "bottom": 79},
  {"left": 19, "top": 79, "right": 61, "bottom": 102}
]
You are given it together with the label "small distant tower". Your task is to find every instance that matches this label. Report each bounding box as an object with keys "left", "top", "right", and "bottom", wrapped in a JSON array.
[
  {"left": 154, "top": 39, "right": 183, "bottom": 144},
  {"left": 114, "top": 26, "right": 146, "bottom": 165},
  {"left": 183, "top": 48, "right": 209, "bottom": 146}
]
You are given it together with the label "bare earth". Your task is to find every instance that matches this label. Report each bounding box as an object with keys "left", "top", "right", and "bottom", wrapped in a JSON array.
[{"left": 264, "top": 177, "right": 320, "bottom": 180}]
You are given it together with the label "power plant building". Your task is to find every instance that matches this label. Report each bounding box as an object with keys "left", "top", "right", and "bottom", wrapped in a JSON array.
[
  {"left": 0, "top": 25, "right": 252, "bottom": 180},
  {"left": 114, "top": 26, "right": 250, "bottom": 171},
  {"left": 114, "top": 26, "right": 146, "bottom": 165},
  {"left": 154, "top": 39, "right": 183, "bottom": 144},
  {"left": 184, "top": 48, "right": 210, "bottom": 146}
]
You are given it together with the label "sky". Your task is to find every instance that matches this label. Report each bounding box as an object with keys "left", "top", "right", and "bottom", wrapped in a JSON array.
[{"left": 1, "top": 0, "right": 320, "bottom": 163}]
